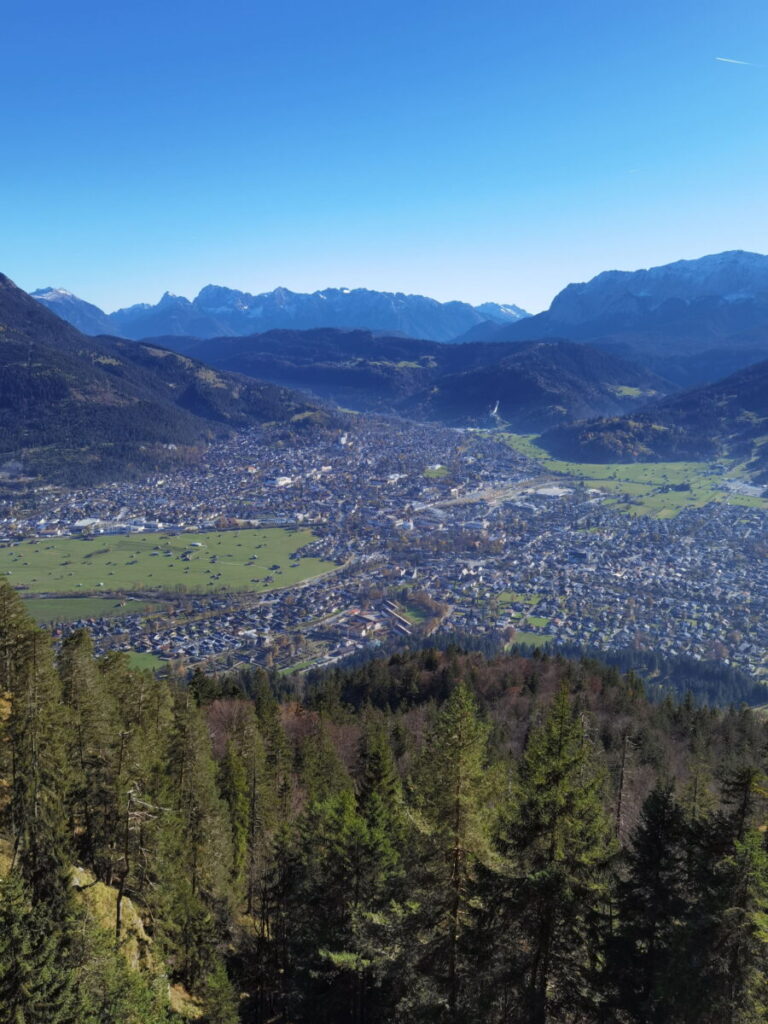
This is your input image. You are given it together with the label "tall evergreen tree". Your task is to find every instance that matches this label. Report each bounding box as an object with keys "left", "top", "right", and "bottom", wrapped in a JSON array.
[
  {"left": 497, "top": 685, "right": 616, "bottom": 1024},
  {"left": 154, "top": 692, "right": 233, "bottom": 990},
  {"left": 406, "top": 682, "right": 492, "bottom": 1022},
  {"left": 0, "top": 872, "right": 79, "bottom": 1024},
  {"left": 689, "top": 829, "right": 768, "bottom": 1024},
  {"left": 58, "top": 629, "right": 119, "bottom": 878},
  {"left": 610, "top": 785, "right": 689, "bottom": 1022},
  {"left": 9, "top": 627, "right": 71, "bottom": 911},
  {"left": 219, "top": 740, "right": 249, "bottom": 889}
]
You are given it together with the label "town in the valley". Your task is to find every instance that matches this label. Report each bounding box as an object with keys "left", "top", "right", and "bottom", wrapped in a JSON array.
[{"left": 1, "top": 416, "right": 767, "bottom": 680}]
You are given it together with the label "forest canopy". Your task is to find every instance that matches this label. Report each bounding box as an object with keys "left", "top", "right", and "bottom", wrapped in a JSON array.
[{"left": 1, "top": 579, "right": 768, "bottom": 1023}]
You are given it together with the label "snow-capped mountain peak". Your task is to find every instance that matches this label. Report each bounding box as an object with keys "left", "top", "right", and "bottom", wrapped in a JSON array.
[{"left": 33, "top": 283, "right": 530, "bottom": 342}]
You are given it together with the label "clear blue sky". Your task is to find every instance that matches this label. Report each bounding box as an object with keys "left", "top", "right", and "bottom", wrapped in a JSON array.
[{"left": 1, "top": 0, "right": 767, "bottom": 312}]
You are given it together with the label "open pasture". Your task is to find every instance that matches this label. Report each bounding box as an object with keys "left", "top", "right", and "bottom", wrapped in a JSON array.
[
  {"left": 1, "top": 527, "right": 335, "bottom": 597},
  {"left": 503, "top": 433, "right": 767, "bottom": 518},
  {"left": 23, "top": 596, "right": 169, "bottom": 624}
]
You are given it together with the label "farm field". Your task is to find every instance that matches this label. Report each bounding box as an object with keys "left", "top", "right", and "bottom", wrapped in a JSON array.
[
  {"left": 1, "top": 528, "right": 336, "bottom": 597},
  {"left": 126, "top": 652, "right": 166, "bottom": 672},
  {"left": 498, "top": 590, "right": 542, "bottom": 606},
  {"left": 23, "top": 596, "right": 169, "bottom": 624},
  {"left": 509, "top": 630, "right": 553, "bottom": 648},
  {"left": 503, "top": 434, "right": 768, "bottom": 518}
]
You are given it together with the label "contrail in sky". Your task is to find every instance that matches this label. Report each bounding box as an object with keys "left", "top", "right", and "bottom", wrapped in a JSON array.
[{"left": 715, "top": 56, "right": 758, "bottom": 65}]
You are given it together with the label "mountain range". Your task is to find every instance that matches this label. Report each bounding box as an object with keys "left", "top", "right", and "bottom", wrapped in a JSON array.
[
  {"left": 19, "top": 248, "right": 768, "bottom": 485},
  {"left": 458, "top": 250, "right": 768, "bottom": 386},
  {"left": 156, "top": 327, "right": 666, "bottom": 430},
  {"left": 32, "top": 284, "right": 528, "bottom": 343},
  {"left": 35, "top": 250, "right": 768, "bottom": 391},
  {"left": 0, "top": 275, "right": 334, "bottom": 485}
]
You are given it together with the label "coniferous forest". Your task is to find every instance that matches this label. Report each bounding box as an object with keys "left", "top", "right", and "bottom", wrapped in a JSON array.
[{"left": 2, "top": 578, "right": 768, "bottom": 1023}]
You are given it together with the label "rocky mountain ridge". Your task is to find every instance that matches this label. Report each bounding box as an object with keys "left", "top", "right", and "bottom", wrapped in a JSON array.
[{"left": 33, "top": 284, "right": 528, "bottom": 342}]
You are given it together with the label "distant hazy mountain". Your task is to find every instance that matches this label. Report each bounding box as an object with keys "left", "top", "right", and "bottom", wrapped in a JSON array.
[
  {"left": 0, "top": 276, "right": 333, "bottom": 485},
  {"left": 458, "top": 250, "right": 768, "bottom": 368},
  {"left": 143, "top": 327, "right": 667, "bottom": 430},
  {"left": 33, "top": 284, "right": 529, "bottom": 342},
  {"left": 31, "top": 287, "right": 113, "bottom": 335},
  {"left": 541, "top": 356, "right": 768, "bottom": 480}
]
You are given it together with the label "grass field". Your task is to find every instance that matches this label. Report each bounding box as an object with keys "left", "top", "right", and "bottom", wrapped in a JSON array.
[
  {"left": 508, "top": 630, "right": 553, "bottom": 648},
  {"left": 498, "top": 590, "right": 543, "bottom": 606},
  {"left": 126, "top": 652, "right": 166, "bottom": 672},
  {"left": 503, "top": 433, "right": 768, "bottom": 519},
  {"left": 23, "top": 596, "right": 169, "bottom": 624},
  {"left": 1, "top": 528, "right": 336, "bottom": 598},
  {"left": 400, "top": 601, "right": 429, "bottom": 624}
]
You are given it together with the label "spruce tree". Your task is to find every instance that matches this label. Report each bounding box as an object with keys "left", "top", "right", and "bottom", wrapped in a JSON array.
[
  {"left": 58, "top": 629, "right": 119, "bottom": 878},
  {"left": 219, "top": 740, "right": 249, "bottom": 889},
  {"left": 499, "top": 684, "right": 616, "bottom": 1024},
  {"left": 407, "top": 682, "right": 492, "bottom": 1022},
  {"left": 0, "top": 872, "right": 79, "bottom": 1024},
  {"left": 9, "top": 627, "right": 71, "bottom": 911},
  {"left": 686, "top": 829, "right": 768, "bottom": 1024},
  {"left": 610, "top": 785, "right": 689, "bottom": 1022},
  {"left": 202, "top": 959, "right": 240, "bottom": 1024},
  {"left": 155, "top": 692, "right": 233, "bottom": 990},
  {"left": 73, "top": 908, "right": 169, "bottom": 1024}
]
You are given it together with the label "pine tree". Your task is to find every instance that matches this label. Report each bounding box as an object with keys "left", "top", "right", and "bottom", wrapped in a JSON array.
[
  {"left": 720, "top": 763, "right": 768, "bottom": 845},
  {"left": 690, "top": 829, "right": 768, "bottom": 1024},
  {"left": 73, "top": 908, "right": 169, "bottom": 1024},
  {"left": 357, "top": 711, "right": 405, "bottom": 848},
  {"left": 155, "top": 692, "right": 233, "bottom": 990},
  {"left": 298, "top": 717, "right": 352, "bottom": 804},
  {"left": 8, "top": 626, "right": 72, "bottom": 911},
  {"left": 202, "top": 959, "right": 240, "bottom": 1024},
  {"left": 284, "top": 786, "right": 396, "bottom": 1023},
  {"left": 219, "top": 740, "right": 249, "bottom": 889},
  {"left": 498, "top": 684, "right": 616, "bottom": 1024},
  {"left": 407, "top": 682, "right": 492, "bottom": 1022},
  {"left": 610, "top": 785, "right": 689, "bottom": 1022},
  {"left": 252, "top": 676, "right": 291, "bottom": 817},
  {"left": 58, "top": 629, "right": 119, "bottom": 878},
  {"left": 0, "top": 872, "right": 79, "bottom": 1024}
]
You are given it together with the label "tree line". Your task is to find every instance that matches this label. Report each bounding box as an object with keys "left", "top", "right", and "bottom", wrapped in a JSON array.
[{"left": 2, "top": 579, "right": 768, "bottom": 1022}]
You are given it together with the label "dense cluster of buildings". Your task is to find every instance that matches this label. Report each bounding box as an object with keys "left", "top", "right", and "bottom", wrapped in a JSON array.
[{"left": 2, "top": 416, "right": 768, "bottom": 679}]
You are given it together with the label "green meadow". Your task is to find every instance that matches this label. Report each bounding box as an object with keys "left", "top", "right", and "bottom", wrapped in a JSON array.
[
  {"left": 498, "top": 590, "right": 543, "bottom": 606},
  {"left": 508, "top": 630, "right": 553, "bottom": 648},
  {"left": 23, "top": 596, "right": 169, "bottom": 624},
  {"left": 126, "top": 652, "right": 166, "bottom": 672},
  {"left": 1, "top": 527, "right": 336, "bottom": 598},
  {"left": 503, "top": 434, "right": 768, "bottom": 518}
]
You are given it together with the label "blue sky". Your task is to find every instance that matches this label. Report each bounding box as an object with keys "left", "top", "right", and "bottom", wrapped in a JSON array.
[{"left": 1, "top": 0, "right": 767, "bottom": 312}]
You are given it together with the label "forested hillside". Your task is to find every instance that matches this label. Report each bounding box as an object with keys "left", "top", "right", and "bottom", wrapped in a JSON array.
[
  {"left": 2, "top": 579, "right": 768, "bottom": 1022},
  {"left": 0, "top": 274, "right": 335, "bottom": 485},
  {"left": 541, "top": 355, "right": 768, "bottom": 477},
  {"left": 154, "top": 329, "right": 666, "bottom": 429}
]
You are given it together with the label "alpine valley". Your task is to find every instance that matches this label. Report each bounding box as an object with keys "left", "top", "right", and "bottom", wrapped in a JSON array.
[{"left": 6, "top": 251, "right": 768, "bottom": 1024}]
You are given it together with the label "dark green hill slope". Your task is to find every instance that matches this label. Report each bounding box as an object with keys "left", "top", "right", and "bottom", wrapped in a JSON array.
[
  {"left": 152, "top": 328, "right": 667, "bottom": 427},
  {"left": 541, "top": 356, "right": 768, "bottom": 478},
  {"left": 399, "top": 340, "right": 665, "bottom": 430},
  {"left": 0, "top": 274, "right": 330, "bottom": 484}
]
